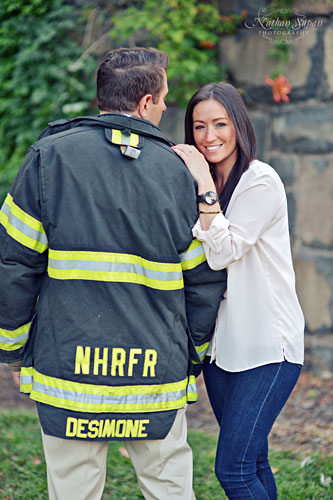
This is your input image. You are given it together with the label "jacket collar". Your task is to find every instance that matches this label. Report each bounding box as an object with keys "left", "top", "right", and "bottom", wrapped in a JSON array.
[{"left": 37, "top": 113, "right": 173, "bottom": 146}]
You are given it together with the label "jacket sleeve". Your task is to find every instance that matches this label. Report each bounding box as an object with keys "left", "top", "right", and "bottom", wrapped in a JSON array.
[
  {"left": 180, "top": 238, "right": 227, "bottom": 375},
  {"left": 0, "top": 147, "right": 48, "bottom": 363}
]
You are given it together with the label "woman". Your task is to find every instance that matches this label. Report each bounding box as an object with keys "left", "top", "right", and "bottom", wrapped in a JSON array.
[{"left": 172, "top": 83, "right": 304, "bottom": 500}]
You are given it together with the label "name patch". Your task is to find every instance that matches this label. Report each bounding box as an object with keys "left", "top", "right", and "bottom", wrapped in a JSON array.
[
  {"left": 66, "top": 417, "right": 150, "bottom": 439},
  {"left": 74, "top": 346, "right": 158, "bottom": 378}
]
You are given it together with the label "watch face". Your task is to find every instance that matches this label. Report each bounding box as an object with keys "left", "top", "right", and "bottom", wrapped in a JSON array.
[
  {"left": 206, "top": 192, "right": 217, "bottom": 204},
  {"left": 197, "top": 191, "right": 218, "bottom": 205}
]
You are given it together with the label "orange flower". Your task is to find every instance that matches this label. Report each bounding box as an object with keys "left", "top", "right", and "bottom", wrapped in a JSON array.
[
  {"left": 199, "top": 40, "right": 216, "bottom": 49},
  {"left": 264, "top": 74, "right": 292, "bottom": 102}
]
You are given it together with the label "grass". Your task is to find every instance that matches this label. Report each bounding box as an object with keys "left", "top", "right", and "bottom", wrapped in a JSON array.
[{"left": 0, "top": 410, "right": 332, "bottom": 500}]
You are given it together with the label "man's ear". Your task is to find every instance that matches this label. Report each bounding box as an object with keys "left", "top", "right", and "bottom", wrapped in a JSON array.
[{"left": 137, "top": 94, "right": 153, "bottom": 120}]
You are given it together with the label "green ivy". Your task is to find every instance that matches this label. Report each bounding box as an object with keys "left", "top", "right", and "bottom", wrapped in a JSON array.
[
  {"left": 265, "top": 0, "right": 295, "bottom": 78},
  {"left": 0, "top": 0, "right": 97, "bottom": 202},
  {"left": 109, "top": 0, "right": 229, "bottom": 107},
  {"left": 0, "top": 0, "right": 297, "bottom": 202}
]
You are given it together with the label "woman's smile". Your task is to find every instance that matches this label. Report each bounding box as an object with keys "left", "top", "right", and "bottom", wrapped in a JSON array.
[{"left": 193, "top": 99, "right": 237, "bottom": 168}]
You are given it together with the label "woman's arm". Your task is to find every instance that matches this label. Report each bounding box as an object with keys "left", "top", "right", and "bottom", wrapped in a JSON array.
[
  {"left": 172, "top": 144, "right": 221, "bottom": 230},
  {"left": 193, "top": 171, "right": 283, "bottom": 270}
]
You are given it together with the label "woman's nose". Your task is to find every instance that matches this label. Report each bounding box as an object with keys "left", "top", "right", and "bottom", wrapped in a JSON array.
[{"left": 205, "top": 127, "right": 216, "bottom": 142}]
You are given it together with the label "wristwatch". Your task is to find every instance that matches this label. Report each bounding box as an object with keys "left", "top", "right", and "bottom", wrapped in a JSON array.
[{"left": 197, "top": 191, "right": 219, "bottom": 205}]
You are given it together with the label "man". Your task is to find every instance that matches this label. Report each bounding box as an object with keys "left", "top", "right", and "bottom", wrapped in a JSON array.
[{"left": 0, "top": 48, "right": 226, "bottom": 500}]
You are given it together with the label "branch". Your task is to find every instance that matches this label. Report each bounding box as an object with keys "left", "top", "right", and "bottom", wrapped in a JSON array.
[{"left": 69, "top": 31, "right": 111, "bottom": 71}]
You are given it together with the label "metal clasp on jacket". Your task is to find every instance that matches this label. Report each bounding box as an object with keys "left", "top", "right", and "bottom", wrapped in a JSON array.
[
  {"left": 120, "top": 145, "right": 141, "bottom": 159},
  {"left": 105, "top": 127, "right": 142, "bottom": 159}
]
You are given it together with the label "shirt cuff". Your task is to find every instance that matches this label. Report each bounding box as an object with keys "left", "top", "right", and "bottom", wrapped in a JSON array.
[{"left": 192, "top": 213, "right": 229, "bottom": 252}]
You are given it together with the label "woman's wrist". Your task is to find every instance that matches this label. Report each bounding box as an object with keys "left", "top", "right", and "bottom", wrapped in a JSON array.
[
  {"left": 197, "top": 179, "right": 216, "bottom": 194},
  {"left": 7, "top": 360, "right": 22, "bottom": 372}
]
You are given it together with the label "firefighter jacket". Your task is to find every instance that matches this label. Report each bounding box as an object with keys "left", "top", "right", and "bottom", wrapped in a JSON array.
[{"left": 0, "top": 113, "right": 227, "bottom": 440}]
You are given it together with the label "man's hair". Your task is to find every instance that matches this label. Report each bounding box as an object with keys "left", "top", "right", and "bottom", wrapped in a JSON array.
[{"left": 97, "top": 47, "right": 169, "bottom": 112}]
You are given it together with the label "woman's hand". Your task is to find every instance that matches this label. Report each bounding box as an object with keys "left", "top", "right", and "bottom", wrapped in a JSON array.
[
  {"left": 172, "top": 144, "right": 212, "bottom": 186},
  {"left": 172, "top": 144, "right": 221, "bottom": 230},
  {"left": 11, "top": 370, "right": 21, "bottom": 388}
]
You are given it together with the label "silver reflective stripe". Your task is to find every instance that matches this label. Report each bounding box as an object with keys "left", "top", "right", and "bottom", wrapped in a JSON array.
[
  {"left": 21, "top": 374, "right": 33, "bottom": 386},
  {"left": 186, "top": 379, "right": 198, "bottom": 401},
  {"left": 180, "top": 243, "right": 205, "bottom": 264},
  {"left": 187, "top": 383, "right": 197, "bottom": 395},
  {"left": 32, "top": 382, "right": 187, "bottom": 406},
  {"left": 20, "top": 368, "right": 194, "bottom": 410},
  {"left": 2, "top": 201, "right": 48, "bottom": 247},
  {"left": 120, "top": 134, "right": 131, "bottom": 146},
  {"left": 48, "top": 259, "right": 182, "bottom": 282},
  {"left": 1, "top": 332, "right": 28, "bottom": 345},
  {"left": 0, "top": 323, "right": 31, "bottom": 351},
  {"left": 196, "top": 342, "right": 209, "bottom": 361}
]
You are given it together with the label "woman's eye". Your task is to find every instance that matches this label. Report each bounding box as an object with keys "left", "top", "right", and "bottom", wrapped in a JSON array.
[
  {"left": 216, "top": 122, "right": 226, "bottom": 127},
  {"left": 194, "top": 125, "right": 205, "bottom": 130}
]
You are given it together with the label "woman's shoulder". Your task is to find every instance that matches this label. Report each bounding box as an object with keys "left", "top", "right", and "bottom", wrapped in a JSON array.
[{"left": 242, "top": 159, "right": 284, "bottom": 188}]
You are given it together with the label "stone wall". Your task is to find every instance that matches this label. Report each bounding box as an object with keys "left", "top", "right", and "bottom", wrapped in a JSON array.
[{"left": 160, "top": 0, "right": 333, "bottom": 376}]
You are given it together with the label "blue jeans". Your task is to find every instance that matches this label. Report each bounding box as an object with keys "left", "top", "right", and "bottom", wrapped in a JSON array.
[{"left": 203, "top": 359, "right": 301, "bottom": 500}]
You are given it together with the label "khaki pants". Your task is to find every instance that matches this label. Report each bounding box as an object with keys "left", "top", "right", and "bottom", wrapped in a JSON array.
[{"left": 42, "top": 407, "right": 196, "bottom": 500}]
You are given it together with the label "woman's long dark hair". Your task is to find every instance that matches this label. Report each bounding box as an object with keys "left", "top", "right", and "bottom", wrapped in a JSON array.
[{"left": 185, "top": 82, "right": 257, "bottom": 213}]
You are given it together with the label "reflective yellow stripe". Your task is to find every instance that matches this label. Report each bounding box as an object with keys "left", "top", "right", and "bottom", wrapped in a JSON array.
[
  {"left": 180, "top": 239, "right": 206, "bottom": 271},
  {"left": 20, "top": 367, "right": 192, "bottom": 413},
  {"left": 187, "top": 375, "right": 198, "bottom": 402},
  {"left": 48, "top": 249, "right": 184, "bottom": 291},
  {"left": 20, "top": 366, "right": 33, "bottom": 392},
  {"left": 47, "top": 270, "right": 183, "bottom": 290},
  {"left": 0, "top": 322, "right": 31, "bottom": 351},
  {"left": 111, "top": 129, "right": 139, "bottom": 147},
  {"left": 195, "top": 341, "right": 210, "bottom": 361},
  {"left": 0, "top": 194, "right": 48, "bottom": 253}
]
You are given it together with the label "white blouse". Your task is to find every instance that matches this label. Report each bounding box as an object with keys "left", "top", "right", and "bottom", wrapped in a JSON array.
[{"left": 193, "top": 160, "right": 304, "bottom": 372}]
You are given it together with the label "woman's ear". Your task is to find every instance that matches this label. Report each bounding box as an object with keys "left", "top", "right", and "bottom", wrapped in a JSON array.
[{"left": 137, "top": 94, "right": 153, "bottom": 120}]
